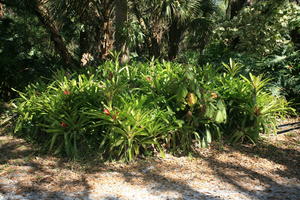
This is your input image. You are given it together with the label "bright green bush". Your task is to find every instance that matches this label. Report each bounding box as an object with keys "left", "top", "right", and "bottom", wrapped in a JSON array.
[
  {"left": 216, "top": 60, "right": 294, "bottom": 143},
  {"left": 14, "top": 72, "right": 105, "bottom": 158},
  {"left": 13, "top": 60, "right": 294, "bottom": 161},
  {"left": 87, "top": 95, "right": 175, "bottom": 161}
]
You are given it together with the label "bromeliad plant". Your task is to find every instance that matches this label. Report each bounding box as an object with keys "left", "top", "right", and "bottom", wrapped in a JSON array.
[
  {"left": 87, "top": 95, "right": 176, "bottom": 161},
  {"left": 12, "top": 59, "right": 294, "bottom": 160},
  {"left": 14, "top": 72, "right": 105, "bottom": 158},
  {"left": 158, "top": 64, "right": 227, "bottom": 150},
  {"left": 217, "top": 63, "right": 295, "bottom": 143}
]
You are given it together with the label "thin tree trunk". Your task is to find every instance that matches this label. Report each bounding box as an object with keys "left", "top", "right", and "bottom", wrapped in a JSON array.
[
  {"left": 0, "top": 3, "right": 4, "bottom": 18},
  {"left": 79, "top": 30, "right": 89, "bottom": 56},
  {"left": 226, "top": 0, "right": 248, "bottom": 19},
  {"left": 115, "top": 0, "right": 127, "bottom": 51},
  {"left": 291, "top": 28, "right": 300, "bottom": 51},
  {"left": 32, "top": 0, "right": 77, "bottom": 67},
  {"left": 100, "top": 1, "right": 114, "bottom": 60},
  {"left": 115, "top": 0, "right": 129, "bottom": 64},
  {"left": 168, "top": 20, "right": 184, "bottom": 60}
]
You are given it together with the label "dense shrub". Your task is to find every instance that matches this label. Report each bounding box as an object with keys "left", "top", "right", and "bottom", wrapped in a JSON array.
[
  {"left": 196, "top": 1, "right": 300, "bottom": 110},
  {"left": 217, "top": 60, "right": 293, "bottom": 142},
  {"left": 13, "top": 61, "right": 294, "bottom": 161}
]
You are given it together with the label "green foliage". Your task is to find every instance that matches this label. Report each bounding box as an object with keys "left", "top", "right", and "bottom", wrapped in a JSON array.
[
  {"left": 13, "top": 60, "right": 293, "bottom": 161},
  {"left": 197, "top": 1, "right": 300, "bottom": 111},
  {"left": 254, "top": 52, "right": 300, "bottom": 110},
  {"left": 0, "top": 11, "right": 59, "bottom": 100},
  {"left": 212, "top": 1, "right": 300, "bottom": 56},
  {"left": 217, "top": 67, "right": 294, "bottom": 143},
  {"left": 201, "top": 49, "right": 300, "bottom": 111},
  {"left": 2, "top": 0, "right": 298, "bottom": 163},
  {"left": 87, "top": 95, "right": 174, "bottom": 161},
  {"left": 14, "top": 72, "right": 105, "bottom": 158}
]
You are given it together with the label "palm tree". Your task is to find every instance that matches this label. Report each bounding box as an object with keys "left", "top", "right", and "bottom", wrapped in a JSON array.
[
  {"left": 130, "top": 0, "right": 218, "bottom": 59},
  {"left": 3, "top": 0, "right": 220, "bottom": 61},
  {"left": 164, "top": 0, "right": 217, "bottom": 59}
]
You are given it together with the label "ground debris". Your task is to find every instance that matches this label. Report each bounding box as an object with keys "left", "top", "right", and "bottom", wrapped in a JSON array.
[{"left": 0, "top": 118, "right": 299, "bottom": 200}]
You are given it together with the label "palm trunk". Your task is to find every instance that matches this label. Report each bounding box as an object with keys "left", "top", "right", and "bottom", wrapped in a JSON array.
[
  {"left": 101, "top": 18, "right": 114, "bottom": 60},
  {"left": 149, "top": 20, "right": 163, "bottom": 58}
]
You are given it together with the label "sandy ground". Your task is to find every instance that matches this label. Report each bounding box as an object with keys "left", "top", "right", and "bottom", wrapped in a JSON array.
[{"left": 0, "top": 118, "right": 299, "bottom": 200}]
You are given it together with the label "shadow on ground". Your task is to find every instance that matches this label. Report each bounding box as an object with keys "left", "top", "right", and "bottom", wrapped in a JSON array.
[
  {"left": 0, "top": 135, "right": 224, "bottom": 200},
  {"left": 0, "top": 135, "right": 93, "bottom": 199},
  {"left": 0, "top": 126, "right": 299, "bottom": 199},
  {"left": 196, "top": 146, "right": 300, "bottom": 200}
]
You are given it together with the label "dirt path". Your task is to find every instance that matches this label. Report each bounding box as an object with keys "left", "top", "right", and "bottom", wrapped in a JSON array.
[{"left": 0, "top": 119, "right": 300, "bottom": 200}]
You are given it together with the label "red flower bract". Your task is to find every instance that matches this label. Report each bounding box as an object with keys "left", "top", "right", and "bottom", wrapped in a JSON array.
[
  {"left": 146, "top": 76, "right": 152, "bottom": 81},
  {"left": 60, "top": 122, "right": 68, "bottom": 127},
  {"left": 63, "top": 90, "right": 71, "bottom": 95},
  {"left": 104, "top": 108, "right": 110, "bottom": 116}
]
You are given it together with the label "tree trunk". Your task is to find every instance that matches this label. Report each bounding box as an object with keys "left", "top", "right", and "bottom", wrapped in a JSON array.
[
  {"left": 168, "top": 20, "right": 184, "bottom": 60},
  {"left": 226, "top": 0, "right": 249, "bottom": 19},
  {"left": 99, "top": 1, "right": 114, "bottom": 61},
  {"left": 149, "top": 36, "right": 161, "bottom": 58},
  {"left": 32, "top": 0, "right": 77, "bottom": 67},
  {"left": 115, "top": 0, "right": 129, "bottom": 64},
  {"left": 79, "top": 30, "right": 90, "bottom": 56},
  {"left": 149, "top": 20, "right": 164, "bottom": 58},
  {"left": 131, "top": 0, "right": 163, "bottom": 59},
  {"left": 291, "top": 28, "right": 300, "bottom": 51},
  {"left": 101, "top": 18, "right": 114, "bottom": 60},
  {"left": 0, "top": 3, "right": 4, "bottom": 18}
]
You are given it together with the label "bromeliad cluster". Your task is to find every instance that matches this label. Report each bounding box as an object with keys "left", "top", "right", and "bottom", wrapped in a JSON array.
[{"left": 13, "top": 60, "right": 294, "bottom": 161}]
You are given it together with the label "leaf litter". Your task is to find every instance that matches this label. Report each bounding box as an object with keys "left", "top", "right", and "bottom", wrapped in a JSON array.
[{"left": 0, "top": 118, "right": 299, "bottom": 200}]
